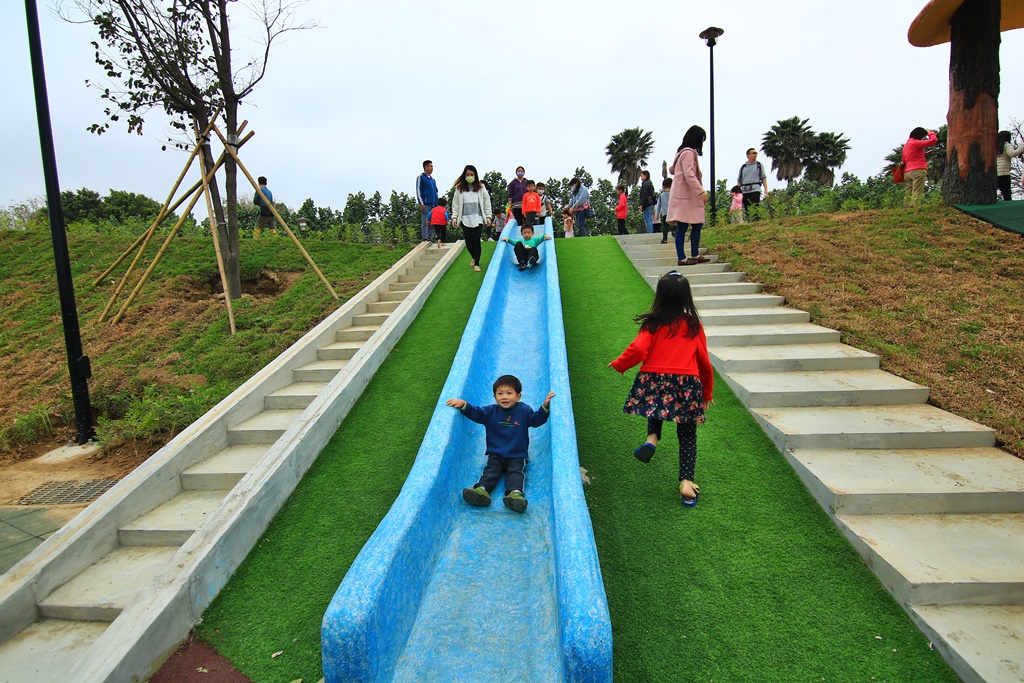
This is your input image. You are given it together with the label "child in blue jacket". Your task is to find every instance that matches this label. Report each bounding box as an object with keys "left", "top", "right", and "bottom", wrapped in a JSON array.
[{"left": 446, "top": 374, "right": 554, "bottom": 513}]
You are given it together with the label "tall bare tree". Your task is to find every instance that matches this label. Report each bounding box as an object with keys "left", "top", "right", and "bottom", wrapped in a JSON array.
[{"left": 59, "top": 0, "right": 314, "bottom": 298}]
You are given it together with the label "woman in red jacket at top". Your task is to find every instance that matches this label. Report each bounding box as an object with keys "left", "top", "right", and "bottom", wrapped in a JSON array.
[
  {"left": 902, "top": 127, "right": 937, "bottom": 205},
  {"left": 609, "top": 271, "right": 714, "bottom": 506},
  {"left": 615, "top": 184, "right": 629, "bottom": 234}
]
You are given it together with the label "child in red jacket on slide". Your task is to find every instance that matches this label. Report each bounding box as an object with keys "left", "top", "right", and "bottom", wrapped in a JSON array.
[{"left": 609, "top": 271, "right": 714, "bottom": 506}]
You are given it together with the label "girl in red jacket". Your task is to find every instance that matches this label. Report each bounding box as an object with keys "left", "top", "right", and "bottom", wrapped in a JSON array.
[
  {"left": 615, "top": 185, "right": 629, "bottom": 235},
  {"left": 609, "top": 271, "right": 714, "bottom": 506}
]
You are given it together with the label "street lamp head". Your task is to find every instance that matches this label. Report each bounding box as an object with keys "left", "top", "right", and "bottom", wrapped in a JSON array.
[{"left": 699, "top": 26, "right": 724, "bottom": 47}]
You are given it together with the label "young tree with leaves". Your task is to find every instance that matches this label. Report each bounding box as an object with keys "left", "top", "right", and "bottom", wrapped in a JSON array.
[
  {"left": 803, "top": 131, "right": 852, "bottom": 187},
  {"left": 59, "top": 0, "right": 314, "bottom": 299}
]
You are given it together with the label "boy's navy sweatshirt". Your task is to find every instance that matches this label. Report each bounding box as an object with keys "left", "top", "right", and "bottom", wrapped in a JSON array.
[{"left": 460, "top": 401, "right": 549, "bottom": 459}]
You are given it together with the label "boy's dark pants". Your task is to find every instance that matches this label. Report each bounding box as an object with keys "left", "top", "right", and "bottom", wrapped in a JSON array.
[
  {"left": 432, "top": 224, "right": 447, "bottom": 242},
  {"left": 513, "top": 242, "right": 539, "bottom": 264},
  {"left": 476, "top": 454, "right": 528, "bottom": 494},
  {"left": 524, "top": 211, "right": 538, "bottom": 227}
]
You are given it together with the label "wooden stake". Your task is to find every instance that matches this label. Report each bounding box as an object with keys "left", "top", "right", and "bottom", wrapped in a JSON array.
[
  {"left": 211, "top": 123, "right": 339, "bottom": 300},
  {"left": 93, "top": 114, "right": 221, "bottom": 288},
  {"left": 194, "top": 119, "right": 236, "bottom": 334},
  {"left": 98, "top": 129, "right": 254, "bottom": 322}
]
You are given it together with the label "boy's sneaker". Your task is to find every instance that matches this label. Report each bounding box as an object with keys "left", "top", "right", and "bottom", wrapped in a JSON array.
[
  {"left": 503, "top": 490, "right": 528, "bottom": 513},
  {"left": 517, "top": 260, "right": 527, "bottom": 271},
  {"left": 462, "top": 486, "right": 491, "bottom": 507},
  {"left": 527, "top": 256, "right": 537, "bottom": 268}
]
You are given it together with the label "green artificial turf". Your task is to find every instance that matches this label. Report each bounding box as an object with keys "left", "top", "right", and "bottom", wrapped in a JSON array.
[
  {"left": 557, "top": 236, "right": 956, "bottom": 682},
  {"left": 195, "top": 244, "right": 493, "bottom": 683}
]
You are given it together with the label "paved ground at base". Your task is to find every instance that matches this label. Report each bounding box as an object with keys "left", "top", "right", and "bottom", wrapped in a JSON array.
[{"left": 0, "top": 506, "right": 83, "bottom": 573}]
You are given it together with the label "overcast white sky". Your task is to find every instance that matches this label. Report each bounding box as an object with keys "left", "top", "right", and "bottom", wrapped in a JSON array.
[{"left": 3, "top": 1, "right": 1024, "bottom": 212}]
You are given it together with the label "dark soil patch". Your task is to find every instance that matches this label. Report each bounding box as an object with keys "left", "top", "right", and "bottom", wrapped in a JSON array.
[{"left": 150, "top": 632, "right": 254, "bottom": 683}]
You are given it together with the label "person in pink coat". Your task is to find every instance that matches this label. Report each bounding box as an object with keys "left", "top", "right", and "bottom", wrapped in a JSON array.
[
  {"left": 901, "top": 127, "right": 937, "bottom": 205},
  {"left": 668, "top": 125, "right": 710, "bottom": 266}
]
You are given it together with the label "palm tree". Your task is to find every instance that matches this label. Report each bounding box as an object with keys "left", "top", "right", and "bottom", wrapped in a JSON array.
[
  {"left": 803, "top": 132, "right": 851, "bottom": 187},
  {"left": 605, "top": 128, "right": 655, "bottom": 188},
  {"left": 761, "top": 117, "right": 815, "bottom": 185}
]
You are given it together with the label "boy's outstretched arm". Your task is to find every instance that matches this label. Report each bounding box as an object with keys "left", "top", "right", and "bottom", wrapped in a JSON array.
[{"left": 445, "top": 398, "right": 466, "bottom": 409}]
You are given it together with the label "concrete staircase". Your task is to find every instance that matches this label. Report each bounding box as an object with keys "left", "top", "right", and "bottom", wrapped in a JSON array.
[
  {"left": 0, "top": 242, "right": 461, "bottom": 683},
  {"left": 616, "top": 233, "right": 1024, "bottom": 683}
]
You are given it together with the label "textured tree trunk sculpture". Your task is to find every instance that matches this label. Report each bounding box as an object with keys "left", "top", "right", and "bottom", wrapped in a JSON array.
[{"left": 942, "top": 0, "right": 1001, "bottom": 204}]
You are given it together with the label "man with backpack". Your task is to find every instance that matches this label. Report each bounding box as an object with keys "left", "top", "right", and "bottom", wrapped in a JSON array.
[{"left": 737, "top": 149, "right": 768, "bottom": 220}]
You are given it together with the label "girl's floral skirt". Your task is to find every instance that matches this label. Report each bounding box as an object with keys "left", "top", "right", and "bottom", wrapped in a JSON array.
[{"left": 623, "top": 372, "right": 705, "bottom": 423}]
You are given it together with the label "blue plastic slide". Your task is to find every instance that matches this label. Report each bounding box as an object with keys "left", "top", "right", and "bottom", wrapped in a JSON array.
[{"left": 322, "top": 219, "right": 612, "bottom": 682}]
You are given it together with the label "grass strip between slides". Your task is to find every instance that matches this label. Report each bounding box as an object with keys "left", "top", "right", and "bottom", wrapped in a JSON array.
[
  {"left": 196, "top": 244, "right": 492, "bottom": 683},
  {"left": 557, "top": 236, "right": 955, "bottom": 681}
]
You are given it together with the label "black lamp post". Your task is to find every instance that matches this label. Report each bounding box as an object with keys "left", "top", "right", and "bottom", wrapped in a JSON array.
[
  {"left": 25, "top": 0, "right": 95, "bottom": 444},
  {"left": 699, "top": 27, "right": 723, "bottom": 226}
]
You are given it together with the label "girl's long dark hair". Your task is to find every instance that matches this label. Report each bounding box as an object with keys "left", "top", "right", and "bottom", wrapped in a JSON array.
[
  {"left": 998, "top": 130, "right": 1012, "bottom": 147},
  {"left": 677, "top": 125, "right": 707, "bottom": 155},
  {"left": 909, "top": 127, "right": 928, "bottom": 140},
  {"left": 454, "top": 164, "right": 483, "bottom": 192},
  {"left": 634, "top": 271, "right": 700, "bottom": 338}
]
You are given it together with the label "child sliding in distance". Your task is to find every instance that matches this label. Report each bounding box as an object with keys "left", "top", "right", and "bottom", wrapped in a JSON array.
[{"left": 447, "top": 375, "right": 554, "bottom": 513}]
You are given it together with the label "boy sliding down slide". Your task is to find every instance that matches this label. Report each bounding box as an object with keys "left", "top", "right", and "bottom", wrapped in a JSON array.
[
  {"left": 447, "top": 375, "right": 554, "bottom": 513},
  {"left": 502, "top": 224, "right": 552, "bottom": 271}
]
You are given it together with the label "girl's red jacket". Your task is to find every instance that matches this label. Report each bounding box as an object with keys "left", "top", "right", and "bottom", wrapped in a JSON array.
[{"left": 611, "top": 322, "right": 714, "bottom": 399}]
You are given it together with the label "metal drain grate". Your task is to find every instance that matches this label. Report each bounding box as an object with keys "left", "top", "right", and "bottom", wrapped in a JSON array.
[{"left": 19, "top": 479, "right": 118, "bottom": 505}]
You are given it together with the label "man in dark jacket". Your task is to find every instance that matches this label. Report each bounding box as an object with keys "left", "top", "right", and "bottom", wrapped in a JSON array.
[{"left": 638, "top": 170, "right": 656, "bottom": 233}]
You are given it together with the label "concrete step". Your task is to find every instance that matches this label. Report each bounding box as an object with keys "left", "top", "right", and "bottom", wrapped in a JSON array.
[
  {"left": 38, "top": 546, "right": 179, "bottom": 621},
  {"left": 405, "top": 266, "right": 431, "bottom": 278},
  {"left": 711, "top": 343, "right": 879, "bottom": 373},
  {"left": 352, "top": 312, "right": 391, "bottom": 326},
  {"left": 294, "top": 358, "right": 350, "bottom": 385},
  {"left": 227, "top": 409, "right": 303, "bottom": 445},
  {"left": 751, "top": 404, "right": 997, "bottom": 451},
  {"left": 621, "top": 243, "right": 707, "bottom": 254},
  {"left": 705, "top": 323, "right": 840, "bottom": 347},
  {"left": 336, "top": 325, "right": 379, "bottom": 342},
  {"left": 0, "top": 619, "right": 108, "bottom": 683},
  {"left": 293, "top": 359, "right": 349, "bottom": 383},
  {"left": 690, "top": 281, "right": 764, "bottom": 297},
  {"left": 118, "top": 490, "right": 229, "bottom": 546},
  {"left": 379, "top": 290, "right": 409, "bottom": 302},
  {"left": 633, "top": 254, "right": 720, "bottom": 268},
  {"left": 694, "top": 293, "right": 784, "bottom": 309},
  {"left": 647, "top": 271, "right": 745, "bottom": 286},
  {"left": 181, "top": 444, "right": 269, "bottom": 490},
  {"left": 389, "top": 281, "right": 417, "bottom": 292},
  {"left": 724, "top": 369, "right": 930, "bottom": 408},
  {"left": 264, "top": 381, "right": 327, "bottom": 410},
  {"left": 912, "top": 604, "right": 1024, "bottom": 683},
  {"left": 836, "top": 512, "right": 1024, "bottom": 606},
  {"left": 366, "top": 300, "right": 400, "bottom": 314},
  {"left": 700, "top": 307, "right": 809, "bottom": 327},
  {"left": 787, "top": 447, "right": 1024, "bottom": 515},
  {"left": 638, "top": 262, "right": 731, "bottom": 277},
  {"left": 318, "top": 341, "right": 363, "bottom": 361}
]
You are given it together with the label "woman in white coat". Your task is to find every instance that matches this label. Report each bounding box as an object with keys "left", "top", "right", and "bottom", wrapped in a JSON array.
[{"left": 450, "top": 164, "right": 492, "bottom": 272}]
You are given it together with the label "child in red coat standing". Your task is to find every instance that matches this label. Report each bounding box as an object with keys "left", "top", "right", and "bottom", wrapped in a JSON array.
[
  {"left": 609, "top": 271, "right": 714, "bottom": 506},
  {"left": 615, "top": 185, "right": 629, "bottom": 235}
]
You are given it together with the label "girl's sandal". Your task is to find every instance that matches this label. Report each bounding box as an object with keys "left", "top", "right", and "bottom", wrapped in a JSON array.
[
  {"left": 694, "top": 255, "right": 709, "bottom": 264},
  {"left": 474, "top": 265, "right": 481, "bottom": 272},
  {"left": 681, "top": 484, "right": 700, "bottom": 507}
]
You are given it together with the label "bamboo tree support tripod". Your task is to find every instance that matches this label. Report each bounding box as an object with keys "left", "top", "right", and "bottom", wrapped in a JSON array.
[{"left": 94, "top": 117, "right": 338, "bottom": 328}]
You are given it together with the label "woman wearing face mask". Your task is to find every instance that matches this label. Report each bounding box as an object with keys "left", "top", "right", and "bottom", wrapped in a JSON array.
[
  {"left": 450, "top": 164, "right": 493, "bottom": 272},
  {"left": 507, "top": 166, "right": 528, "bottom": 228}
]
